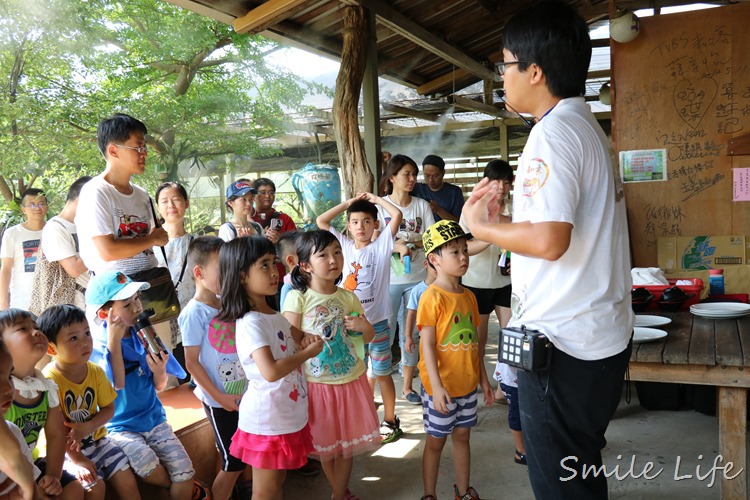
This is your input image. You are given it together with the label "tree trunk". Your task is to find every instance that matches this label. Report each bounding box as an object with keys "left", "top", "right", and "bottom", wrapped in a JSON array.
[{"left": 333, "top": 6, "right": 374, "bottom": 197}]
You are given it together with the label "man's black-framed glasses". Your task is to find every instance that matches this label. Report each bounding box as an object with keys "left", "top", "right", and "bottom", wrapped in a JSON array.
[{"left": 496, "top": 61, "right": 529, "bottom": 76}]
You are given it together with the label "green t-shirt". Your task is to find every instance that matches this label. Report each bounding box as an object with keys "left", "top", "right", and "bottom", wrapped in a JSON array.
[{"left": 4, "top": 392, "right": 49, "bottom": 453}]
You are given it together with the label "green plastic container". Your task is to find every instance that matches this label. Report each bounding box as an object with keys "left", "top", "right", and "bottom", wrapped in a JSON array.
[{"left": 348, "top": 312, "right": 366, "bottom": 360}]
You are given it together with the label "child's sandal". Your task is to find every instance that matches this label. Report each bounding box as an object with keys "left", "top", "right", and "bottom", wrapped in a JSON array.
[
  {"left": 514, "top": 449, "right": 527, "bottom": 465},
  {"left": 343, "top": 488, "right": 360, "bottom": 500}
]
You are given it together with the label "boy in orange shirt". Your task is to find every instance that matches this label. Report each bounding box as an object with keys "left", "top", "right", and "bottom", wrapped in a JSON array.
[{"left": 417, "top": 220, "right": 493, "bottom": 500}]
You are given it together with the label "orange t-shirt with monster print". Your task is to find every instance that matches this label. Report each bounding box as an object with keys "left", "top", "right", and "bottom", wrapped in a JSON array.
[
  {"left": 43, "top": 361, "right": 117, "bottom": 441},
  {"left": 417, "top": 285, "right": 481, "bottom": 398}
]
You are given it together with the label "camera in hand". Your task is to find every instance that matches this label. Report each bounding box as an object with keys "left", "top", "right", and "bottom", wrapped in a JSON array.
[{"left": 134, "top": 309, "right": 167, "bottom": 358}]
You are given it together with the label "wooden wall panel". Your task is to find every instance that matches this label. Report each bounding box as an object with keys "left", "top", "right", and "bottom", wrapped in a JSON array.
[{"left": 613, "top": 4, "right": 750, "bottom": 266}]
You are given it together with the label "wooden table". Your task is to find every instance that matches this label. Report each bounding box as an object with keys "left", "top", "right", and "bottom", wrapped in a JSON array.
[{"left": 629, "top": 312, "right": 750, "bottom": 500}]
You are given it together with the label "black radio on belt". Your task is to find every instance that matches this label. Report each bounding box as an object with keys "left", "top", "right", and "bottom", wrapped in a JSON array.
[{"left": 500, "top": 326, "right": 552, "bottom": 372}]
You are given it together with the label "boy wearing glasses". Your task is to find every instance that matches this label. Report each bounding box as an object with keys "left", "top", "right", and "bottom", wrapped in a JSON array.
[
  {"left": 0, "top": 188, "right": 48, "bottom": 309},
  {"left": 75, "top": 113, "right": 168, "bottom": 277}
]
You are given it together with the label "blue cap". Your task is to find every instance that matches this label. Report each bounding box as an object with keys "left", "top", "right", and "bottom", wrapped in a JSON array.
[
  {"left": 85, "top": 270, "right": 150, "bottom": 311},
  {"left": 226, "top": 180, "right": 257, "bottom": 200}
]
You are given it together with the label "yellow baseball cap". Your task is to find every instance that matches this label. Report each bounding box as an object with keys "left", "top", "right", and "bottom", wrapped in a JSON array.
[{"left": 422, "top": 220, "right": 472, "bottom": 256}]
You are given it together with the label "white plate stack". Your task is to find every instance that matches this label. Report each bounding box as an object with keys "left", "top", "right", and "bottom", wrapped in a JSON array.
[{"left": 689, "top": 303, "right": 750, "bottom": 320}]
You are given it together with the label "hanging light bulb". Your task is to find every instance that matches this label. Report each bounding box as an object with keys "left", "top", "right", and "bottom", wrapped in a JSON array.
[
  {"left": 610, "top": 10, "right": 640, "bottom": 43},
  {"left": 599, "top": 83, "right": 611, "bottom": 105}
]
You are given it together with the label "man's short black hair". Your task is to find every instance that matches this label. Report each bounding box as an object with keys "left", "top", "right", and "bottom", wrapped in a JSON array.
[
  {"left": 66, "top": 176, "right": 92, "bottom": 203},
  {"left": 253, "top": 177, "right": 276, "bottom": 192},
  {"left": 97, "top": 113, "right": 147, "bottom": 157},
  {"left": 187, "top": 236, "right": 224, "bottom": 270},
  {"left": 503, "top": 1, "right": 591, "bottom": 98},
  {"left": 37, "top": 304, "right": 88, "bottom": 344},
  {"left": 346, "top": 199, "right": 378, "bottom": 221},
  {"left": 20, "top": 188, "right": 46, "bottom": 205}
]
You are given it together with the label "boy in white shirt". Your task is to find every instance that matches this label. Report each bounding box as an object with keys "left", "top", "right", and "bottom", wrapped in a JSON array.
[
  {"left": 0, "top": 188, "right": 48, "bottom": 310},
  {"left": 316, "top": 193, "right": 404, "bottom": 443}
]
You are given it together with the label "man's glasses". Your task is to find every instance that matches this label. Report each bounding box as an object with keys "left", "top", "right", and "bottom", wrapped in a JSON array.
[
  {"left": 256, "top": 190, "right": 275, "bottom": 196},
  {"left": 496, "top": 61, "right": 529, "bottom": 76},
  {"left": 116, "top": 144, "right": 148, "bottom": 155},
  {"left": 24, "top": 202, "right": 48, "bottom": 209}
]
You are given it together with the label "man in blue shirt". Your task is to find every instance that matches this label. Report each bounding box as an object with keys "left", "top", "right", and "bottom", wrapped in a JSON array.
[{"left": 411, "top": 155, "right": 464, "bottom": 222}]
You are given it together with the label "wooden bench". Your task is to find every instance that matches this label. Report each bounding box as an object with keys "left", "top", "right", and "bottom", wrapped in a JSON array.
[
  {"left": 106, "top": 385, "right": 218, "bottom": 499},
  {"left": 158, "top": 384, "right": 218, "bottom": 486}
]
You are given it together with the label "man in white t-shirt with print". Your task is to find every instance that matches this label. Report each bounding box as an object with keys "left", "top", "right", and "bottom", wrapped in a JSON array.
[
  {"left": 75, "top": 113, "right": 168, "bottom": 277},
  {"left": 0, "top": 188, "right": 48, "bottom": 310},
  {"left": 463, "top": 3, "right": 633, "bottom": 499}
]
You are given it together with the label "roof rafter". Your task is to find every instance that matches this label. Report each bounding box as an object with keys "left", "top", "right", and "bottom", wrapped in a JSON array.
[
  {"left": 233, "top": 0, "right": 320, "bottom": 35},
  {"left": 351, "top": 0, "right": 498, "bottom": 83}
]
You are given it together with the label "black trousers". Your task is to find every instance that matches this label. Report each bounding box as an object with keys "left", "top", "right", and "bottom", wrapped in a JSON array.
[{"left": 518, "top": 341, "right": 632, "bottom": 500}]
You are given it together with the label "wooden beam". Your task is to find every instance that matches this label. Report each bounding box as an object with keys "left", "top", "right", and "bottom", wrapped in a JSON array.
[
  {"left": 161, "top": 0, "right": 237, "bottom": 24},
  {"left": 419, "top": 66, "right": 610, "bottom": 97},
  {"left": 313, "top": 109, "right": 403, "bottom": 130},
  {"left": 727, "top": 131, "right": 750, "bottom": 156},
  {"left": 448, "top": 95, "right": 511, "bottom": 119},
  {"left": 265, "top": 21, "right": 427, "bottom": 87},
  {"left": 359, "top": 0, "right": 498, "bottom": 83},
  {"left": 233, "top": 0, "right": 318, "bottom": 34},
  {"left": 382, "top": 103, "right": 446, "bottom": 123}
]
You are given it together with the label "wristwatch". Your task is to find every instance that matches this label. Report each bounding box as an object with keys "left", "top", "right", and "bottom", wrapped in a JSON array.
[{"left": 406, "top": 243, "right": 416, "bottom": 251}]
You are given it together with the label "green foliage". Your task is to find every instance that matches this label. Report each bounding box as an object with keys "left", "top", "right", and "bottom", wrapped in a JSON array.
[{"left": 0, "top": 0, "right": 326, "bottom": 209}]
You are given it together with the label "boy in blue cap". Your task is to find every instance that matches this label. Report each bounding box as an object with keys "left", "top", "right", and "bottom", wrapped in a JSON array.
[{"left": 87, "top": 270, "right": 208, "bottom": 500}]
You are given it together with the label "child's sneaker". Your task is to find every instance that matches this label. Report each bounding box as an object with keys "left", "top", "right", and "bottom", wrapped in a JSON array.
[
  {"left": 454, "top": 484, "right": 480, "bottom": 500},
  {"left": 380, "top": 415, "right": 403, "bottom": 444},
  {"left": 192, "top": 479, "right": 212, "bottom": 500}
]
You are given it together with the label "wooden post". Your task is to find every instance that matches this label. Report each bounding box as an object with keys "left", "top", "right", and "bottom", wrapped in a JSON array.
[
  {"left": 362, "top": 7, "right": 382, "bottom": 193},
  {"left": 718, "top": 386, "right": 747, "bottom": 500},
  {"left": 333, "top": 6, "right": 375, "bottom": 198}
]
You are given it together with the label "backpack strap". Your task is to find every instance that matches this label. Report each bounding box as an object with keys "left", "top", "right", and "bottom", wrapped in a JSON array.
[{"left": 175, "top": 235, "right": 194, "bottom": 288}]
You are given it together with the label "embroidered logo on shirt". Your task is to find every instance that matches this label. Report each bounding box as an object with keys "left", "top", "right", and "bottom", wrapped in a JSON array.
[{"left": 522, "top": 158, "right": 550, "bottom": 197}]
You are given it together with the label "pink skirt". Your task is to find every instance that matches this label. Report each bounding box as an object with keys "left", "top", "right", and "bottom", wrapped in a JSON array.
[
  {"left": 229, "top": 425, "right": 313, "bottom": 470},
  {"left": 308, "top": 374, "right": 382, "bottom": 462}
]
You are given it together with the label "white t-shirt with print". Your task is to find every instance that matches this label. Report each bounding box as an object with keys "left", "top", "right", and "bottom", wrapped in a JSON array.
[
  {"left": 42, "top": 216, "right": 90, "bottom": 289},
  {"left": 330, "top": 227, "right": 393, "bottom": 324},
  {"left": 75, "top": 174, "right": 157, "bottom": 275},
  {"left": 0, "top": 224, "right": 43, "bottom": 309},
  {"left": 283, "top": 287, "right": 366, "bottom": 384},
  {"left": 376, "top": 195, "right": 435, "bottom": 285},
  {"left": 236, "top": 311, "right": 308, "bottom": 435},
  {"left": 180, "top": 299, "right": 246, "bottom": 408},
  {"left": 509, "top": 97, "right": 633, "bottom": 361}
]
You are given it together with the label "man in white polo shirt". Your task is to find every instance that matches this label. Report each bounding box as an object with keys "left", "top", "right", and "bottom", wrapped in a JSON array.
[{"left": 463, "top": 2, "right": 633, "bottom": 498}]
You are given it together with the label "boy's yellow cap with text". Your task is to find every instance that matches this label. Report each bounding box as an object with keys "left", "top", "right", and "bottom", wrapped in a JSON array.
[{"left": 423, "top": 220, "right": 471, "bottom": 256}]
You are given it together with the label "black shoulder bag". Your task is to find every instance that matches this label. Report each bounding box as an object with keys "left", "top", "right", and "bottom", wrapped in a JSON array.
[{"left": 128, "top": 198, "right": 181, "bottom": 323}]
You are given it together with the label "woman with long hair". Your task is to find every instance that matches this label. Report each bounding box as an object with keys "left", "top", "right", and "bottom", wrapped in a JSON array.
[{"left": 376, "top": 154, "right": 435, "bottom": 403}]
